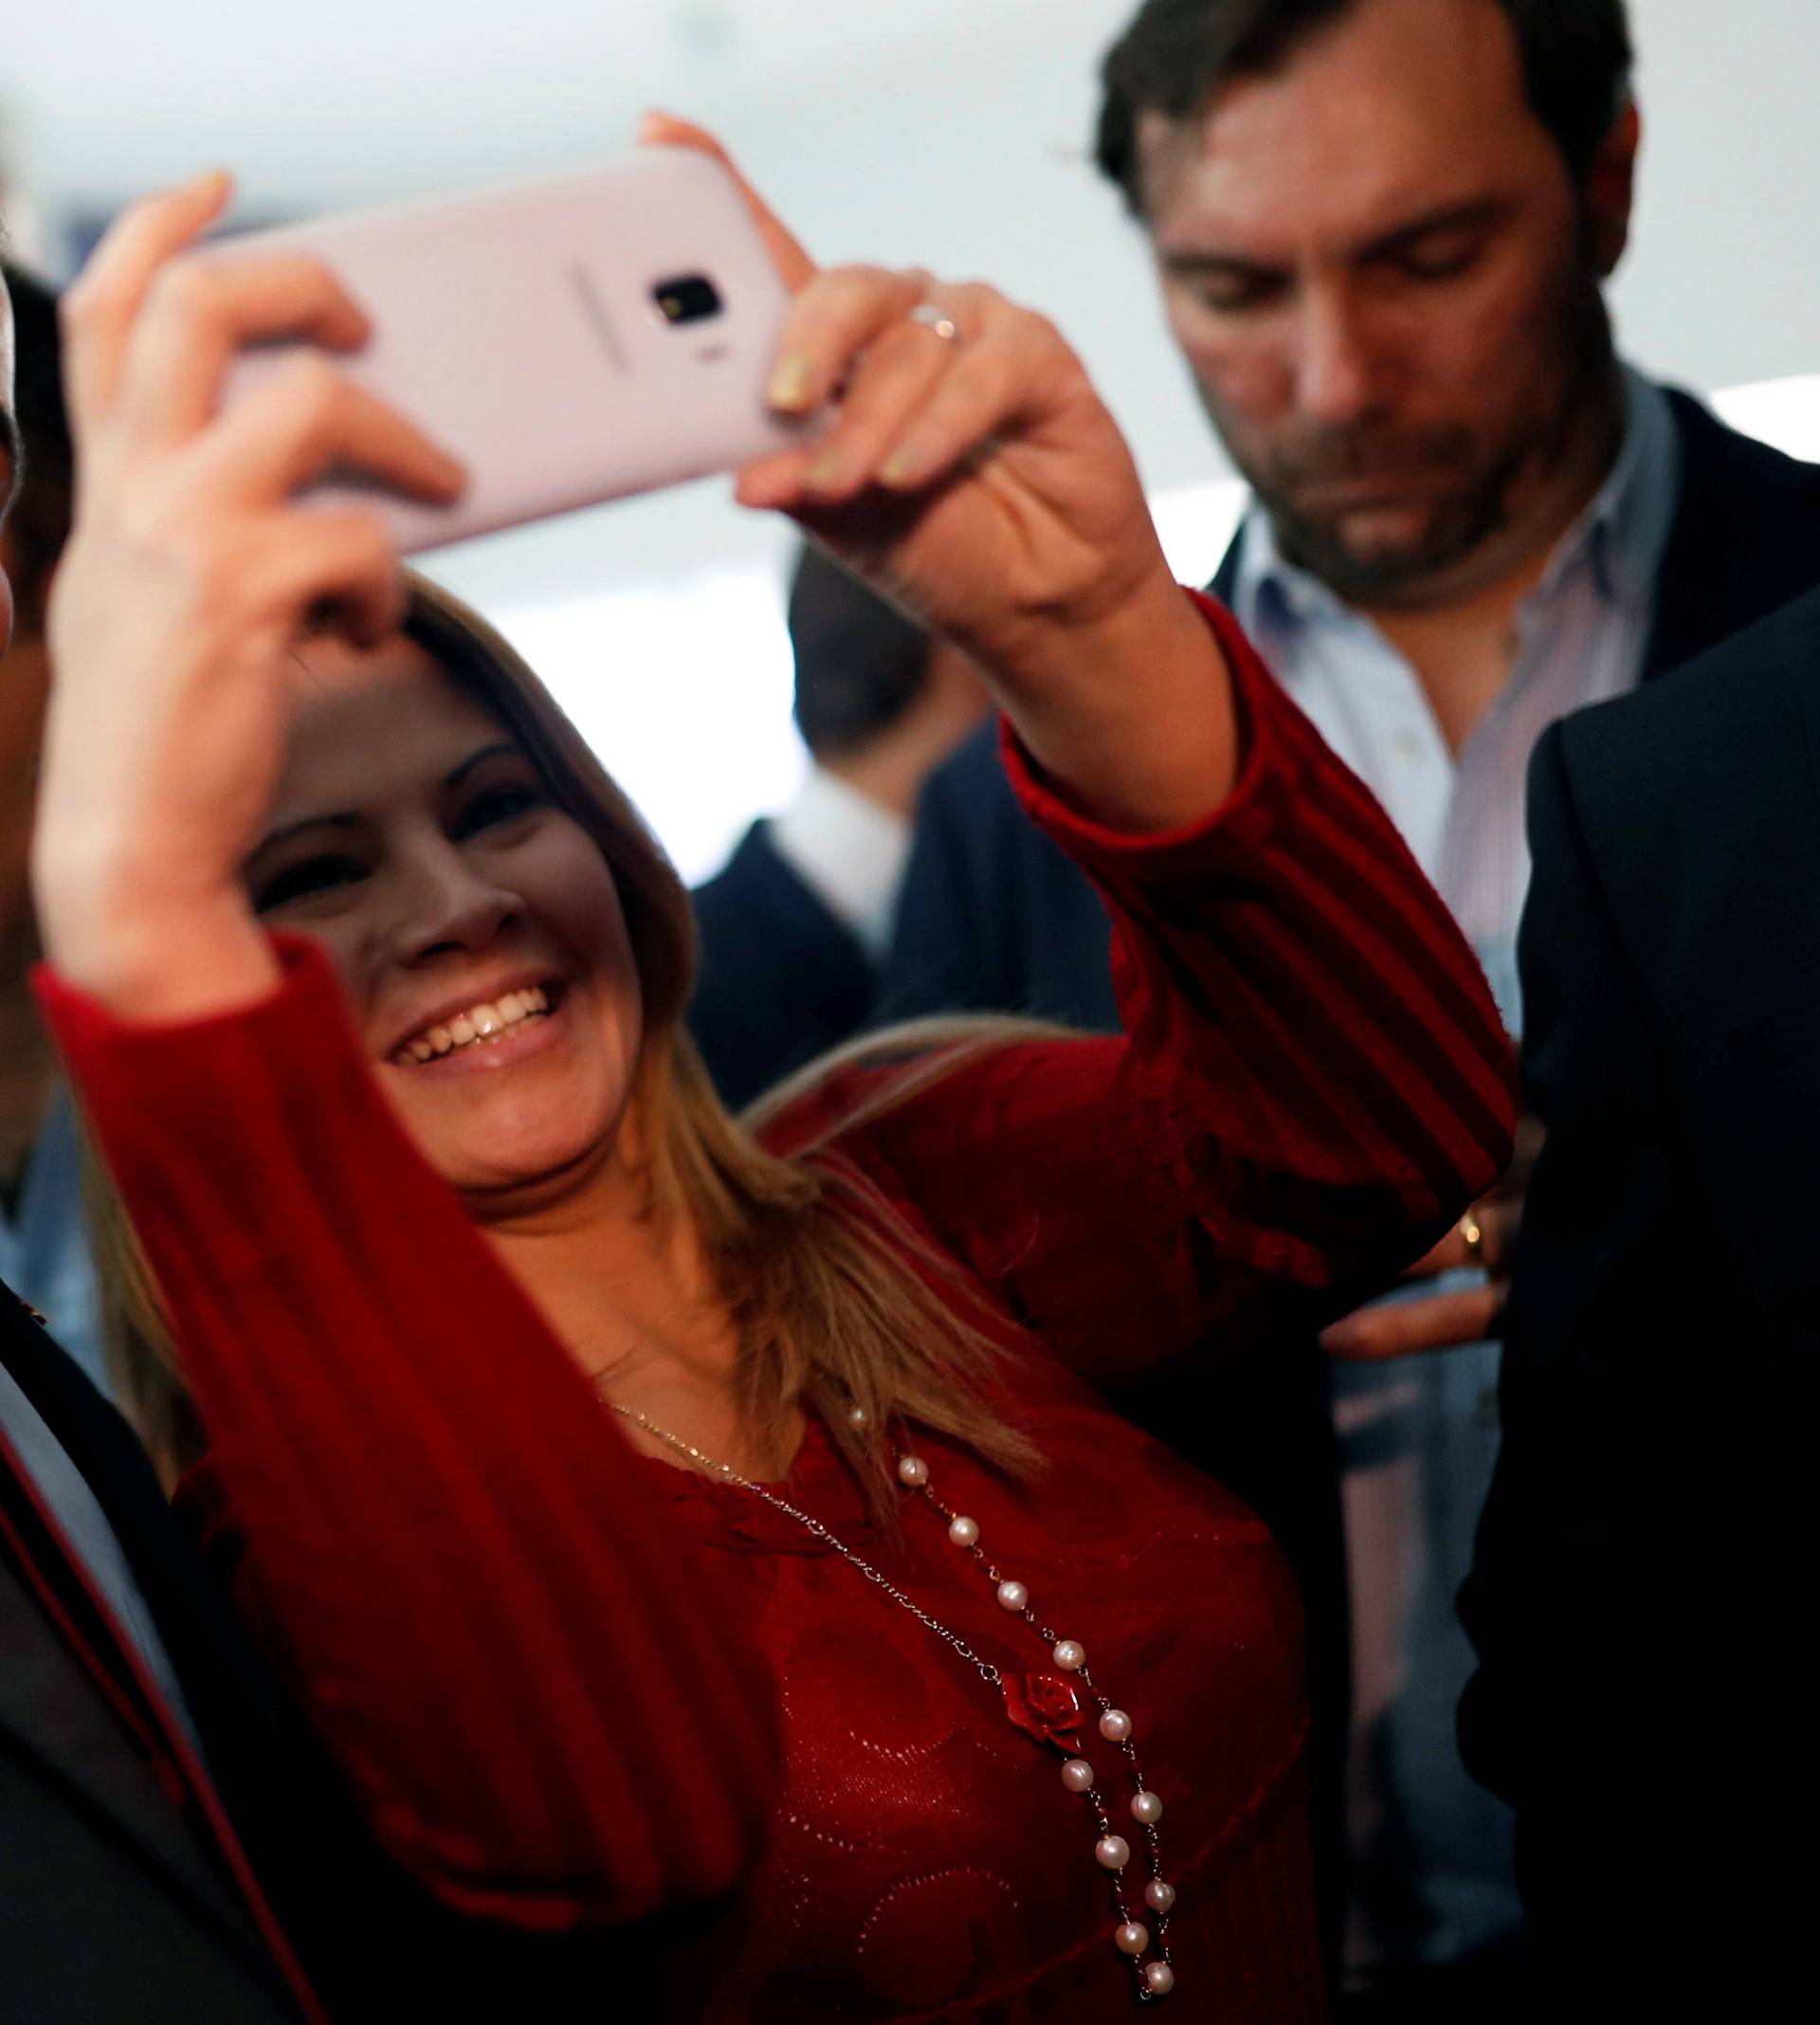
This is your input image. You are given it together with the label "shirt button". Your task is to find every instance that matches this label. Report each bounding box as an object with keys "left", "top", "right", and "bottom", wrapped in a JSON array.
[{"left": 1393, "top": 730, "right": 1423, "bottom": 759}]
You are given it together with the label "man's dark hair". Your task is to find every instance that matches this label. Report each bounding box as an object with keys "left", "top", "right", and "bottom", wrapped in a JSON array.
[
  {"left": 788, "top": 543, "right": 931, "bottom": 761},
  {"left": 1096, "top": 0, "right": 1635, "bottom": 215},
  {"left": 0, "top": 263, "right": 74, "bottom": 625}
]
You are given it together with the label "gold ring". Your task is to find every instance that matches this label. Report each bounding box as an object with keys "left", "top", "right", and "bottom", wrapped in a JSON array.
[
  {"left": 1458, "top": 1210, "right": 1485, "bottom": 1262},
  {"left": 909, "top": 301, "right": 960, "bottom": 344}
]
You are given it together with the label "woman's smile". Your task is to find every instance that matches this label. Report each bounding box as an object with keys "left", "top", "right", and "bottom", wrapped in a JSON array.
[{"left": 388, "top": 979, "right": 561, "bottom": 1067}]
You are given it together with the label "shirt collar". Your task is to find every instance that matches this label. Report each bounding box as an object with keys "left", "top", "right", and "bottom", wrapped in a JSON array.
[
  {"left": 768, "top": 767, "right": 910, "bottom": 964},
  {"left": 1231, "top": 366, "right": 1681, "bottom": 635},
  {"left": 1541, "top": 366, "right": 1680, "bottom": 606}
]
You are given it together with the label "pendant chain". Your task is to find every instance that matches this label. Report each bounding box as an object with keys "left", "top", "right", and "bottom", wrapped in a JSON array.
[
  {"left": 608, "top": 1401, "right": 1180, "bottom": 2004},
  {"left": 611, "top": 1409, "right": 1003, "bottom": 1688}
]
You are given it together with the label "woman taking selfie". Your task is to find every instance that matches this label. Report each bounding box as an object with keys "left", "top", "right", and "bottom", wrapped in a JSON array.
[{"left": 32, "top": 130, "right": 1514, "bottom": 2020}]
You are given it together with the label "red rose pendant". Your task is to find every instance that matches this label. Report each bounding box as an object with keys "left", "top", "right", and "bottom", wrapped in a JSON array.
[{"left": 1001, "top": 1671, "right": 1086, "bottom": 1749}]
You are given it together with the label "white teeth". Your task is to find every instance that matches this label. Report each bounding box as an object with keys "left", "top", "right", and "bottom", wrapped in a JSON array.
[{"left": 394, "top": 985, "right": 553, "bottom": 1066}]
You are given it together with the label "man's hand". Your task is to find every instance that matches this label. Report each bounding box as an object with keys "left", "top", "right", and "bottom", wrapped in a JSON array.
[{"left": 1320, "top": 1119, "right": 1540, "bottom": 1359}]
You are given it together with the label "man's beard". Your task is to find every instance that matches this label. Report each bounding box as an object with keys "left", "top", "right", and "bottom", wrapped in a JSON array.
[{"left": 1218, "top": 269, "right": 1618, "bottom": 606}]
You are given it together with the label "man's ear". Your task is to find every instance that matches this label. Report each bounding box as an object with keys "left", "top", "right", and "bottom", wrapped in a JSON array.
[{"left": 1585, "top": 100, "right": 1642, "bottom": 279}]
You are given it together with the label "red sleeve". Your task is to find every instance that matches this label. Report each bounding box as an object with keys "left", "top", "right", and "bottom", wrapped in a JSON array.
[
  {"left": 764, "top": 592, "right": 1518, "bottom": 1379},
  {"left": 36, "top": 940, "right": 778, "bottom": 1931}
]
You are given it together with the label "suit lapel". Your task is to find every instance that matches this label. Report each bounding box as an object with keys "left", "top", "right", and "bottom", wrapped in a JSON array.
[
  {"left": 0, "top": 1506, "right": 266, "bottom": 1948},
  {"left": 739, "top": 823, "right": 872, "bottom": 999},
  {"left": 1208, "top": 525, "right": 1245, "bottom": 607},
  {"left": 1642, "top": 392, "right": 1820, "bottom": 685}
]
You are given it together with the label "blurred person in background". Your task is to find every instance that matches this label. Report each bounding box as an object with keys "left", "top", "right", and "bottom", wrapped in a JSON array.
[
  {"left": 0, "top": 262, "right": 104, "bottom": 1387},
  {"left": 884, "top": 0, "right": 1820, "bottom": 2013},
  {"left": 31, "top": 121, "right": 1515, "bottom": 2020},
  {"left": 690, "top": 540, "right": 985, "bottom": 1108}
]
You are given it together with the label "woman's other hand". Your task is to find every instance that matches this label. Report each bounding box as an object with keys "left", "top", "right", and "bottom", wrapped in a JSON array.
[
  {"left": 33, "top": 173, "right": 465, "bottom": 1018},
  {"left": 643, "top": 116, "right": 1237, "bottom": 833}
]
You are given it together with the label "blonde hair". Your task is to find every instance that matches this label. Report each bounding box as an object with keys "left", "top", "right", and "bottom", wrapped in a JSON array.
[{"left": 91, "top": 575, "right": 1063, "bottom": 1505}]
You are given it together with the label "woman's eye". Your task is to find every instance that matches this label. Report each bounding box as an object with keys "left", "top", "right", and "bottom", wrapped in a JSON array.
[
  {"left": 252, "top": 855, "right": 367, "bottom": 913},
  {"left": 456, "top": 784, "right": 546, "bottom": 838}
]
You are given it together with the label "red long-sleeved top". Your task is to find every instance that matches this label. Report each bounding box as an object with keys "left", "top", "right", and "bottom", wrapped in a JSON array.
[{"left": 43, "top": 597, "right": 1515, "bottom": 2019}]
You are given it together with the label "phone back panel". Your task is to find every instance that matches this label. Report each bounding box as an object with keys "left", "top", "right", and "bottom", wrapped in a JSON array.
[{"left": 213, "top": 152, "right": 805, "bottom": 553}]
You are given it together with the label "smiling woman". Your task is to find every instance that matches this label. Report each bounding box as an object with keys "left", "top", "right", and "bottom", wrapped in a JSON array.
[
  {"left": 97, "top": 576, "right": 1054, "bottom": 1500},
  {"left": 33, "top": 135, "right": 1515, "bottom": 2020},
  {"left": 246, "top": 623, "right": 646, "bottom": 1201}
]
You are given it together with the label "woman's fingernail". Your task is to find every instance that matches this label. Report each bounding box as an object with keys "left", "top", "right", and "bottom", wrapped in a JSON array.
[
  {"left": 805, "top": 447, "right": 846, "bottom": 494},
  {"left": 880, "top": 445, "right": 922, "bottom": 487},
  {"left": 768, "top": 355, "right": 815, "bottom": 410}
]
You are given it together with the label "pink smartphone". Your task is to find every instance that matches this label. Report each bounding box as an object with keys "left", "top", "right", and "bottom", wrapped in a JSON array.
[{"left": 211, "top": 150, "right": 810, "bottom": 553}]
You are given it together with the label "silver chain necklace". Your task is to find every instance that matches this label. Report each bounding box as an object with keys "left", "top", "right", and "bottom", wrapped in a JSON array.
[{"left": 610, "top": 1400, "right": 1181, "bottom": 2003}]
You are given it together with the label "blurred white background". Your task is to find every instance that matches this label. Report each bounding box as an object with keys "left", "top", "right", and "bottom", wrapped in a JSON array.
[{"left": 4, "top": 1, "right": 1815, "bottom": 878}]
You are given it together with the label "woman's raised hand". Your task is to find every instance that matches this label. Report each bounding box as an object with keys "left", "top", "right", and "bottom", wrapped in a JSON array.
[
  {"left": 644, "top": 117, "right": 1238, "bottom": 832},
  {"left": 34, "top": 173, "right": 464, "bottom": 1016},
  {"left": 34, "top": 138, "right": 1242, "bottom": 1031}
]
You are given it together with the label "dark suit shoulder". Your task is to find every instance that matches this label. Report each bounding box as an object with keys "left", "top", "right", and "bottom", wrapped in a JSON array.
[
  {"left": 1556, "top": 577, "right": 1820, "bottom": 852},
  {"left": 690, "top": 821, "right": 874, "bottom": 1110},
  {"left": 915, "top": 718, "right": 1022, "bottom": 831},
  {"left": 1665, "top": 386, "right": 1820, "bottom": 499},
  {"left": 694, "top": 820, "right": 808, "bottom": 927},
  {"left": 1647, "top": 392, "right": 1820, "bottom": 680},
  {"left": 694, "top": 822, "right": 869, "bottom": 976},
  {"left": 886, "top": 723, "right": 1118, "bottom": 1027},
  {"left": 1533, "top": 575, "right": 1820, "bottom": 1306}
]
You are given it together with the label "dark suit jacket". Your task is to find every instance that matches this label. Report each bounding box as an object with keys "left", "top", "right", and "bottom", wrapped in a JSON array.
[
  {"left": 1457, "top": 585, "right": 1820, "bottom": 2003},
  {"left": 690, "top": 816, "right": 874, "bottom": 1109},
  {"left": 0, "top": 1286, "right": 664, "bottom": 2021}
]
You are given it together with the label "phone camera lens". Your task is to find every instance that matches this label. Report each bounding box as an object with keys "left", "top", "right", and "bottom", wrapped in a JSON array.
[{"left": 653, "top": 275, "right": 723, "bottom": 325}]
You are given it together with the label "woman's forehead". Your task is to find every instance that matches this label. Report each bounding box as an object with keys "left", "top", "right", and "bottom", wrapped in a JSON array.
[{"left": 275, "top": 633, "right": 510, "bottom": 807}]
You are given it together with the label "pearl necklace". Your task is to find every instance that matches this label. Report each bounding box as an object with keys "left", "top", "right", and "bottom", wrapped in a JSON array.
[{"left": 610, "top": 1401, "right": 1181, "bottom": 2003}]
